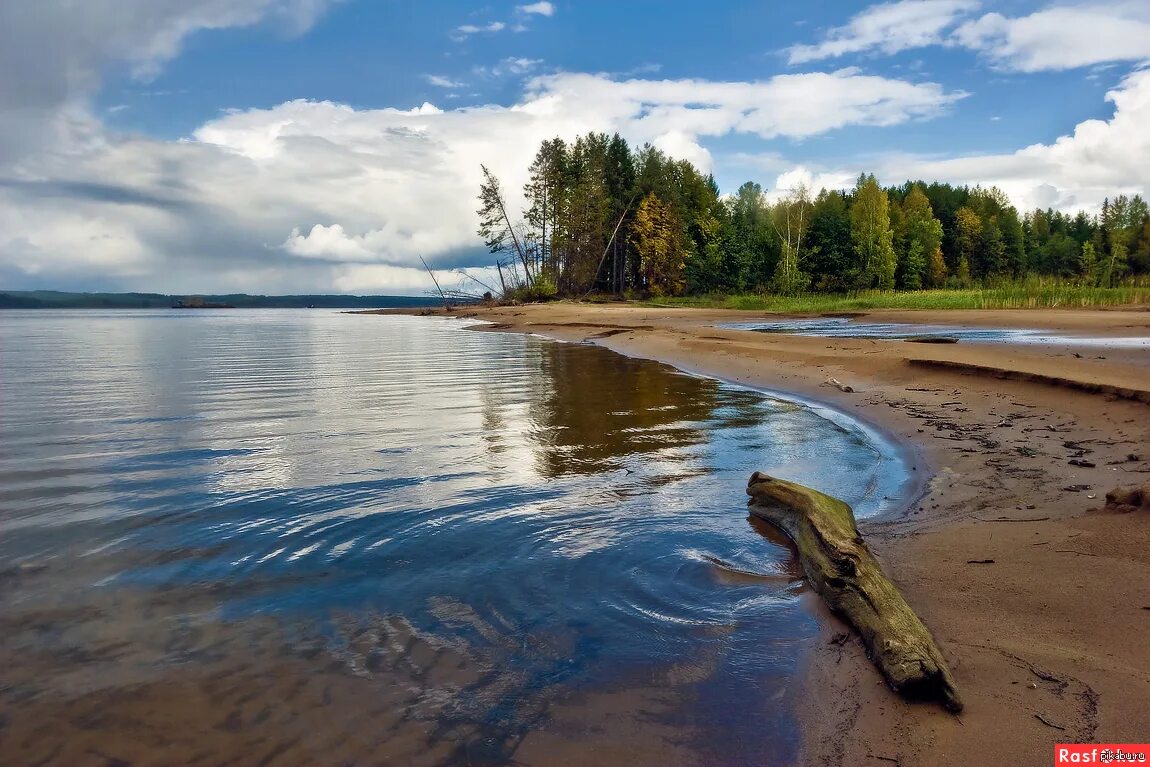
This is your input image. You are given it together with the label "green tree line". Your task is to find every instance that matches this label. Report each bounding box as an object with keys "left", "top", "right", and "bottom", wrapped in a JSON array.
[{"left": 477, "top": 132, "right": 1150, "bottom": 298}]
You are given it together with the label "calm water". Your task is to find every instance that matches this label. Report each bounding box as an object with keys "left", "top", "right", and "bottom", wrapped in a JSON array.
[
  {"left": 0, "top": 310, "right": 910, "bottom": 766},
  {"left": 723, "top": 317, "right": 1150, "bottom": 347}
]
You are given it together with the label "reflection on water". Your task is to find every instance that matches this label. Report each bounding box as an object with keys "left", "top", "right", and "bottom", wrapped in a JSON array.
[
  {"left": 723, "top": 317, "right": 1150, "bottom": 347},
  {"left": 0, "top": 310, "right": 909, "bottom": 766}
]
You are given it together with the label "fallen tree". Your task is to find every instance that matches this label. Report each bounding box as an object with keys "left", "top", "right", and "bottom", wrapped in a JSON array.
[{"left": 746, "top": 472, "right": 963, "bottom": 712}]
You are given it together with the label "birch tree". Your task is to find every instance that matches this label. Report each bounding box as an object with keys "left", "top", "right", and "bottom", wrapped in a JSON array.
[
  {"left": 850, "top": 174, "right": 896, "bottom": 289},
  {"left": 770, "top": 183, "right": 812, "bottom": 294}
]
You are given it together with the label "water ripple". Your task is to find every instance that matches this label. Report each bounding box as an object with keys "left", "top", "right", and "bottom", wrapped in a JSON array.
[{"left": 0, "top": 309, "right": 911, "bottom": 766}]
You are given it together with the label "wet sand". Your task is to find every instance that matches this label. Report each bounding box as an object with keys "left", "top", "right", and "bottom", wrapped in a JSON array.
[{"left": 370, "top": 302, "right": 1150, "bottom": 766}]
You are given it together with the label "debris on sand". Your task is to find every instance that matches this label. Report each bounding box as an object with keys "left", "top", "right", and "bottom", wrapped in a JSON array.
[
  {"left": 823, "top": 377, "right": 855, "bottom": 393},
  {"left": 1102, "top": 482, "right": 1150, "bottom": 513},
  {"left": 905, "top": 336, "right": 960, "bottom": 344}
]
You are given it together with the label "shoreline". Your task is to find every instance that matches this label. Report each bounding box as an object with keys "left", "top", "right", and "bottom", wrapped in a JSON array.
[
  {"left": 595, "top": 346, "right": 936, "bottom": 525},
  {"left": 359, "top": 303, "right": 1150, "bottom": 766}
]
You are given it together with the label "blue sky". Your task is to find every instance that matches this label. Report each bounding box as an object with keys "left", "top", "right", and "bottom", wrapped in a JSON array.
[
  {"left": 2, "top": 0, "right": 1149, "bottom": 293},
  {"left": 97, "top": 1, "right": 1119, "bottom": 177}
]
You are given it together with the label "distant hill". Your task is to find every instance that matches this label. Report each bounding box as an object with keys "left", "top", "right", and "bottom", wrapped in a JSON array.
[{"left": 0, "top": 291, "right": 450, "bottom": 310}]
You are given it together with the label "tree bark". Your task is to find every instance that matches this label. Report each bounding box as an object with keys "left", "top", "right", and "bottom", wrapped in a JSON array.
[{"left": 746, "top": 472, "right": 963, "bottom": 712}]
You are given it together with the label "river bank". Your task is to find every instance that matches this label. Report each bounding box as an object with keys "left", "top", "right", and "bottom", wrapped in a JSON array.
[{"left": 362, "top": 302, "right": 1150, "bottom": 766}]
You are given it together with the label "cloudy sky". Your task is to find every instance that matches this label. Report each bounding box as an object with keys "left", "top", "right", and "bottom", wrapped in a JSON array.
[{"left": 2, "top": 0, "right": 1148, "bottom": 295}]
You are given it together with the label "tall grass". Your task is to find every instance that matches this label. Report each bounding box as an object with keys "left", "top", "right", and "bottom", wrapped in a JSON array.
[{"left": 640, "top": 277, "right": 1150, "bottom": 313}]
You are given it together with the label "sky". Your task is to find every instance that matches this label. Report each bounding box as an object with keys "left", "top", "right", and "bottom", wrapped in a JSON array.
[{"left": 1, "top": 0, "right": 1149, "bottom": 295}]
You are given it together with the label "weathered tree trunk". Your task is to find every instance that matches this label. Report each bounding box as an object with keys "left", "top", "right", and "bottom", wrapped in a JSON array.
[{"left": 746, "top": 472, "right": 963, "bottom": 712}]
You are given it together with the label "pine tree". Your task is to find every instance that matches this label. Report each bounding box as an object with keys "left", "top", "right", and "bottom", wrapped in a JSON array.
[
  {"left": 726, "top": 182, "right": 780, "bottom": 290},
  {"left": 481, "top": 138, "right": 1147, "bottom": 300},
  {"left": 1130, "top": 215, "right": 1150, "bottom": 274},
  {"left": 562, "top": 135, "right": 613, "bottom": 293},
  {"left": 979, "top": 216, "right": 1006, "bottom": 278},
  {"left": 524, "top": 139, "right": 569, "bottom": 285},
  {"left": 604, "top": 133, "right": 636, "bottom": 293},
  {"left": 1000, "top": 207, "right": 1027, "bottom": 276},
  {"left": 477, "top": 165, "right": 530, "bottom": 280},
  {"left": 1099, "top": 194, "right": 1146, "bottom": 286},
  {"left": 806, "top": 190, "right": 853, "bottom": 291}
]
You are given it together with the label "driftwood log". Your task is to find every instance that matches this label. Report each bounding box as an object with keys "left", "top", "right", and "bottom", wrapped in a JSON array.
[{"left": 747, "top": 472, "right": 963, "bottom": 712}]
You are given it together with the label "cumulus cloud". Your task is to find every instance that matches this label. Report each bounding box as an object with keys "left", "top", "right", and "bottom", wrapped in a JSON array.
[
  {"left": 897, "top": 68, "right": 1150, "bottom": 210},
  {"left": 954, "top": 3, "right": 1150, "bottom": 72},
  {"left": 6, "top": 1, "right": 1145, "bottom": 295},
  {"left": 517, "top": 2, "right": 556, "bottom": 17},
  {"left": 521, "top": 70, "right": 963, "bottom": 146},
  {"left": 787, "top": 1, "right": 1150, "bottom": 73},
  {"left": 786, "top": 0, "right": 979, "bottom": 64},
  {"left": 497, "top": 57, "right": 543, "bottom": 76},
  {"left": 452, "top": 2, "right": 556, "bottom": 41},
  {"left": 425, "top": 74, "right": 465, "bottom": 89},
  {"left": 0, "top": 0, "right": 337, "bottom": 162},
  {"left": 759, "top": 69, "right": 1150, "bottom": 213},
  {"left": 0, "top": 70, "right": 963, "bottom": 293},
  {"left": 452, "top": 21, "right": 506, "bottom": 40},
  {"left": 470, "top": 57, "right": 544, "bottom": 81},
  {"left": 770, "top": 167, "right": 860, "bottom": 202}
]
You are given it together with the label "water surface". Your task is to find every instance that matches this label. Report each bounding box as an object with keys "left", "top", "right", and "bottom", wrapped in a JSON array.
[
  {"left": 0, "top": 310, "right": 910, "bottom": 766},
  {"left": 723, "top": 317, "right": 1150, "bottom": 348}
]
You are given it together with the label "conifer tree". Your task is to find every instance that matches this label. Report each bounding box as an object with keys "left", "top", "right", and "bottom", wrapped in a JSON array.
[{"left": 479, "top": 136, "right": 1142, "bottom": 301}]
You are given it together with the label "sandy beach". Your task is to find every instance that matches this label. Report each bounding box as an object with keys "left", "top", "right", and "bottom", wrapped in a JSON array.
[{"left": 367, "top": 302, "right": 1150, "bottom": 766}]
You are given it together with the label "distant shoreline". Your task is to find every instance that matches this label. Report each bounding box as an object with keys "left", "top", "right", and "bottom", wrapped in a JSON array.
[{"left": 0, "top": 291, "right": 446, "bottom": 310}]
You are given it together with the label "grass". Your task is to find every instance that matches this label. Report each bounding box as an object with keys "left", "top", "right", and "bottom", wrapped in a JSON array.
[{"left": 637, "top": 278, "right": 1150, "bottom": 313}]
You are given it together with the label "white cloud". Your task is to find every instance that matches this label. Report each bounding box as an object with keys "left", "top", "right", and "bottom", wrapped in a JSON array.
[
  {"left": 0, "top": 70, "right": 963, "bottom": 293},
  {"left": 517, "top": 2, "right": 556, "bottom": 17},
  {"left": 502, "top": 57, "right": 543, "bottom": 75},
  {"left": 786, "top": 0, "right": 979, "bottom": 64},
  {"left": 453, "top": 2, "right": 555, "bottom": 41},
  {"left": 451, "top": 21, "right": 507, "bottom": 40},
  {"left": 0, "top": 0, "right": 337, "bottom": 163},
  {"left": 426, "top": 74, "right": 465, "bottom": 89},
  {"left": 332, "top": 263, "right": 504, "bottom": 295},
  {"left": 768, "top": 167, "right": 859, "bottom": 202},
  {"left": 473, "top": 57, "right": 543, "bottom": 79},
  {"left": 4, "top": 0, "right": 1148, "bottom": 297},
  {"left": 954, "top": 3, "right": 1150, "bottom": 72},
  {"left": 283, "top": 224, "right": 378, "bottom": 261},
  {"left": 760, "top": 68, "right": 1150, "bottom": 213},
  {"left": 787, "top": 0, "right": 1150, "bottom": 73},
  {"left": 522, "top": 70, "right": 963, "bottom": 145},
  {"left": 899, "top": 68, "right": 1150, "bottom": 210}
]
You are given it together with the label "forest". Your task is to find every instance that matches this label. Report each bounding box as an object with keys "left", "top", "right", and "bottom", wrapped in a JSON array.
[{"left": 475, "top": 132, "right": 1150, "bottom": 300}]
